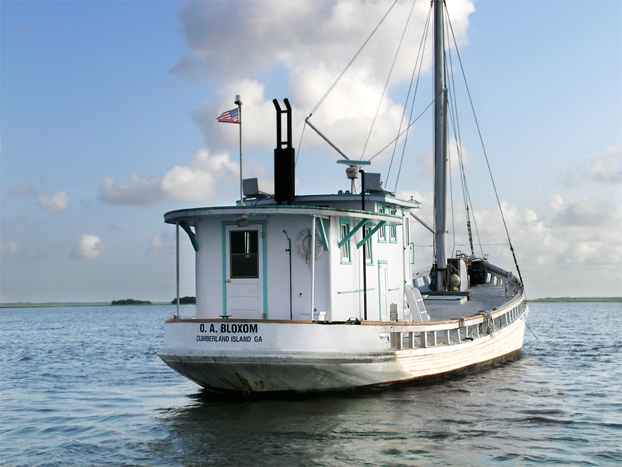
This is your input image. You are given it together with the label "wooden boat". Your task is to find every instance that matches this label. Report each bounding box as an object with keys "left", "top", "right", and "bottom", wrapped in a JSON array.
[{"left": 158, "top": 0, "right": 528, "bottom": 394}]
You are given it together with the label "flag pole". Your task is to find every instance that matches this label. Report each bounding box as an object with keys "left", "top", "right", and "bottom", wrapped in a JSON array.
[{"left": 235, "top": 95, "right": 244, "bottom": 206}]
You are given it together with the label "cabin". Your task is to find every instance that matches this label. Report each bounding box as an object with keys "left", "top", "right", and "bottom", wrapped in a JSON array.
[
  {"left": 166, "top": 98, "right": 433, "bottom": 323},
  {"left": 166, "top": 192, "right": 422, "bottom": 322}
]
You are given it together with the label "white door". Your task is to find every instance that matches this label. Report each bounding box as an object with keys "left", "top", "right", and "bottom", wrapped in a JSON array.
[
  {"left": 378, "top": 262, "right": 389, "bottom": 321},
  {"left": 225, "top": 225, "right": 263, "bottom": 318}
]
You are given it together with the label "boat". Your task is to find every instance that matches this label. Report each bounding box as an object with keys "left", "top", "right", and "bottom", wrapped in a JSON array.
[{"left": 158, "top": 0, "right": 529, "bottom": 394}]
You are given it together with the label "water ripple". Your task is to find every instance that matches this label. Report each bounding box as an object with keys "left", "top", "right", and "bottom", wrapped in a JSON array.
[{"left": 1, "top": 302, "right": 621, "bottom": 466}]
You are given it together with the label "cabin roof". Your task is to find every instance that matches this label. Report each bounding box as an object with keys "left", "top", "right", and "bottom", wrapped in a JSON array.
[
  {"left": 247, "top": 193, "right": 421, "bottom": 209},
  {"left": 164, "top": 204, "right": 404, "bottom": 225}
]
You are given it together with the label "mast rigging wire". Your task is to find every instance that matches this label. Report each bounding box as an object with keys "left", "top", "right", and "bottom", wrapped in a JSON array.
[
  {"left": 444, "top": 15, "right": 482, "bottom": 257},
  {"left": 445, "top": 5, "right": 525, "bottom": 285},
  {"left": 361, "top": 0, "right": 419, "bottom": 160},
  {"left": 309, "top": 0, "right": 400, "bottom": 117},
  {"left": 388, "top": 3, "right": 434, "bottom": 191},
  {"left": 368, "top": 93, "right": 438, "bottom": 163}
]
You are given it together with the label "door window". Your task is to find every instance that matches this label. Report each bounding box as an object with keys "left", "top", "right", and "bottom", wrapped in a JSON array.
[{"left": 229, "top": 230, "right": 259, "bottom": 278}]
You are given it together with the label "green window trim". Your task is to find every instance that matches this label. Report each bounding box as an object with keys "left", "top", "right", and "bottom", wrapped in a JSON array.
[
  {"left": 316, "top": 217, "right": 329, "bottom": 251},
  {"left": 389, "top": 207, "right": 398, "bottom": 243},
  {"left": 363, "top": 226, "right": 374, "bottom": 266},
  {"left": 221, "top": 220, "right": 268, "bottom": 319},
  {"left": 338, "top": 219, "right": 366, "bottom": 249},
  {"left": 357, "top": 221, "right": 385, "bottom": 249},
  {"left": 377, "top": 204, "right": 387, "bottom": 243},
  {"left": 339, "top": 219, "right": 352, "bottom": 265}
]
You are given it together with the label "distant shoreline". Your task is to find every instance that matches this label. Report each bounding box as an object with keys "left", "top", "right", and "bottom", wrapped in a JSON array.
[
  {"left": 527, "top": 298, "right": 621, "bottom": 303},
  {"left": 0, "top": 302, "right": 175, "bottom": 309},
  {"left": 2, "top": 297, "right": 620, "bottom": 309}
]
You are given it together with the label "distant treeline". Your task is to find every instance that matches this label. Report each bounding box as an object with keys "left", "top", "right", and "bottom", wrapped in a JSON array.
[
  {"left": 111, "top": 299, "right": 153, "bottom": 306},
  {"left": 171, "top": 296, "right": 196, "bottom": 304},
  {"left": 530, "top": 297, "right": 621, "bottom": 302}
]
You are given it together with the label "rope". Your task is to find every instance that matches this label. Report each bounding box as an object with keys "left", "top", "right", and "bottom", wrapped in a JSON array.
[
  {"left": 477, "top": 310, "right": 495, "bottom": 336},
  {"left": 309, "top": 0, "right": 400, "bottom": 117}
]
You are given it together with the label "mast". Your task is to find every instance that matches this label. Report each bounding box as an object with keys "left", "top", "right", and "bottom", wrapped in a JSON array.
[{"left": 433, "top": 0, "right": 448, "bottom": 291}]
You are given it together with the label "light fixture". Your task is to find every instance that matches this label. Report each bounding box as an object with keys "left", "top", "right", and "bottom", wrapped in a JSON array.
[{"left": 235, "top": 215, "right": 250, "bottom": 227}]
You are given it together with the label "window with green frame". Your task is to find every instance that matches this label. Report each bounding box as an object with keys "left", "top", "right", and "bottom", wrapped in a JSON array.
[
  {"left": 363, "top": 226, "right": 373, "bottom": 265},
  {"left": 340, "top": 220, "right": 351, "bottom": 264},
  {"left": 389, "top": 207, "right": 398, "bottom": 243},
  {"left": 377, "top": 204, "right": 387, "bottom": 242}
]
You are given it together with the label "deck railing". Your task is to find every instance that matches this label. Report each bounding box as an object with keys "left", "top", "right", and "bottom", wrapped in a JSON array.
[{"left": 395, "top": 263, "right": 526, "bottom": 351}]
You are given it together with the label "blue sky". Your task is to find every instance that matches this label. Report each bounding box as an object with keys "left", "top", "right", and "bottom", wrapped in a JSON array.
[{"left": 1, "top": 0, "right": 620, "bottom": 303}]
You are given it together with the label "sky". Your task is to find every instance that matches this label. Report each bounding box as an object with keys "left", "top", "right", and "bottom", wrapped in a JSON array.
[{"left": 1, "top": 0, "right": 620, "bottom": 303}]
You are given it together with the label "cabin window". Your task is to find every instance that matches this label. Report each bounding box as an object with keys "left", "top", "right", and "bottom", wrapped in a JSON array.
[
  {"left": 389, "top": 208, "right": 398, "bottom": 243},
  {"left": 340, "top": 220, "right": 351, "bottom": 264},
  {"left": 377, "top": 204, "right": 387, "bottom": 242},
  {"left": 404, "top": 217, "right": 410, "bottom": 244},
  {"left": 364, "top": 226, "right": 373, "bottom": 265},
  {"left": 230, "top": 230, "right": 259, "bottom": 278}
]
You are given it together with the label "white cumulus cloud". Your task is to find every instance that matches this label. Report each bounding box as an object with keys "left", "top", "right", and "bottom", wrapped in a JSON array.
[
  {"left": 585, "top": 145, "right": 622, "bottom": 184},
  {"left": 71, "top": 234, "right": 106, "bottom": 260},
  {"left": 175, "top": 0, "right": 474, "bottom": 161},
  {"left": 38, "top": 191, "right": 71, "bottom": 212},
  {"left": 99, "top": 148, "right": 239, "bottom": 205},
  {"left": 99, "top": 174, "right": 167, "bottom": 205},
  {"left": 397, "top": 188, "right": 621, "bottom": 297}
]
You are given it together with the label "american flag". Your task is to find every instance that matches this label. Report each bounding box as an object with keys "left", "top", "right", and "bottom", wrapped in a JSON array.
[{"left": 217, "top": 108, "right": 239, "bottom": 124}]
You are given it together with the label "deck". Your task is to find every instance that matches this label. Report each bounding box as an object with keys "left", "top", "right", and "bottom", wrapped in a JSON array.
[{"left": 423, "top": 282, "right": 516, "bottom": 322}]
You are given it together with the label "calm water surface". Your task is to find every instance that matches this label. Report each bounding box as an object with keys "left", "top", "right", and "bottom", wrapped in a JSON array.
[{"left": 1, "top": 302, "right": 620, "bottom": 466}]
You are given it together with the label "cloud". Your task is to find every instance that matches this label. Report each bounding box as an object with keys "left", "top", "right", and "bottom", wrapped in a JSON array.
[
  {"left": 99, "top": 148, "right": 239, "bottom": 205},
  {"left": 548, "top": 194, "right": 614, "bottom": 228},
  {"left": 107, "top": 1, "right": 476, "bottom": 207},
  {"left": 175, "top": 0, "right": 472, "bottom": 84},
  {"left": 149, "top": 232, "right": 174, "bottom": 252},
  {"left": 191, "top": 80, "right": 277, "bottom": 152},
  {"left": 38, "top": 191, "right": 71, "bottom": 212},
  {"left": 0, "top": 241, "right": 20, "bottom": 255},
  {"left": 2, "top": 241, "right": 64, "bottom": 260},
  {"left": 147, "top": 230, "right": 178, "bottom": 258},
  {"left": 585, "top": 145, "right": 621, "bottom": 184},
  {"left": 99, "top": 174, "right": 167, "bottom": 205},
  {"left": 7, "top": 183, "right": 37, "bottom": 198},
  {"left": 397, "top": 189, "right": 621, "bottom": 295},
  {"left": 71, "top": 234, "right": 106, "bottom": 260},
  {"left": 176, "top": 0, "right": 475, "bottom": 161},
  {"left": 169, "top": 54, "right": 204, "bottom": 80},
  {"left": 147, "top": 228, "right": 194, "bottom": 259}
]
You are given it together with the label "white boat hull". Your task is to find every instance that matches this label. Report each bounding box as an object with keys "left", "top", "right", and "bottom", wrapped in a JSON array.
[{"left": 159, "top": 307, "right": 528, "bottom": 394}]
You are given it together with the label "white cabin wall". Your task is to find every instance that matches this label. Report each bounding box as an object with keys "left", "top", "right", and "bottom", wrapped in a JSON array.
[
  {"left": 190, "top": 199, "right": 412, "bottom": 322},
  {"left": 328, "top": 215, "right": 379, "bottom": 322},
  {"left": 194, "top": 220, "right": 224, "bottom": 319},
  {"left": 264, "top": 215, "right": 330, "bottom": 320},
  {"left": 263, "top": 217, "right": 291, "bottom": 320},
  {"left": 368, "top": 205, "right": 406, "bottom": 321}
]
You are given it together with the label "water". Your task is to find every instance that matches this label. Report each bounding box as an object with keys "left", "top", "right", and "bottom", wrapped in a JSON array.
[{"left": 1, "top": 302, "right": 620, "bottom": 466}]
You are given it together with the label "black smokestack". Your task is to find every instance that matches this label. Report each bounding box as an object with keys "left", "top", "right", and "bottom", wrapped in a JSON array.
[{"left": 273, "top": 98, "right": 295, "bottom": 205}]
